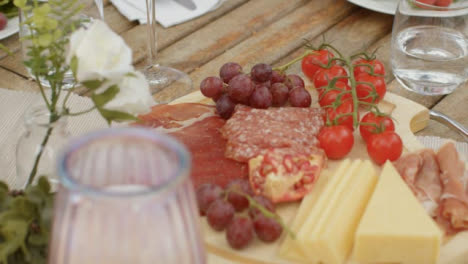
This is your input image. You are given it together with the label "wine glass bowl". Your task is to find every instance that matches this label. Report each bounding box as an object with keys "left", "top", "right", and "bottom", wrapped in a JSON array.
[
  {"left": 390, "top": 0, "right": 468, "bottom": 95},
  {"left": 142, "top": 0, "right": 193, "bottom": 104}
]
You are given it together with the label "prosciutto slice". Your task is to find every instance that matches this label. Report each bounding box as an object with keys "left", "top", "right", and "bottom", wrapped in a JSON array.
[
  {"left": 138, "top": 103, "right": 248, "bottom": 188},
  {"left": 395, "top": 142, "right": 468, "bottom": 234},
  {"left": 437, "top": 142, "right": 468, "bottom": 231},
  {"left": 394, "top": 150, "right": 442, "bottom": 216}
]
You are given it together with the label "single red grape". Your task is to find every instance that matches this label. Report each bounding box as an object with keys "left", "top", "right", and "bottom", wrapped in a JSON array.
[
  {"left": 289, "top": 87, "right": 311, "bottom": 107},
  {"left": 0, "top": 13, "right": 7, "bottom": 30},
  {"left": 220, "top": 62, "right": 243, "bottom": 84},
  {"left": 196, "top": 183, "right": 224, "bottom": 216},
  {"left": 226, "top": 216, "right": 254, "bottom": 249},
  {"left": 285, "top": 74, "right": 305, "bottom": 90},
  {"left": 249, "top": 86, "right": 272, "bottom": 109},
  {"left": 226, "top": 179, "right": 253, "bottom": 212},
  {"left": 271, "top": 70, "right": 286, "bottom": 84},
  {"left": 216, "top": 94, "right": 236, "bottom": 119},
  {"left": 206, "top": 199, "right": 235, "bottom": 231},
  {"left": 228, "top": 74, "right": 255, "bottom": 104},
  {"left": 253, "top": 214, "right": 283, "bottom": 242},
  {"left": 270, "top": 83, "right": 289, "bottom": 106},
  {"left": 251, "top": 63, "right": 272, "bottom": 82},
  {"left": 248, "top": 195, "right": 275, "bottom": 219},
  {"left": 200, "top": 76, "right": 224, "bottom": 99},
  {"left": 254, "top": 80, "right": 271, "bottom": 89}
]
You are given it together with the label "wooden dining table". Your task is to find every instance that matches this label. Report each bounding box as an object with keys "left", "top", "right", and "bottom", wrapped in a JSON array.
[
  {"left": 0, "top": 0, "right": 466, "bottom": 143},
  {"left": 0, "top": 1, "right": 466, "bottom": 263}
]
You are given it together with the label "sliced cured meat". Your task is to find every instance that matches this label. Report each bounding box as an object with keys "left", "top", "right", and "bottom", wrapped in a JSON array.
[
  {"left": 416, "top": 150, "right": 442, "bottom": 205},
  {"left": 138, "top": 103, "right": 248, "bottom": 188},
  {"left": 222, "top": 105, "right": 325, "bottom": 162},
  {"left": 394, "top": 150, "right": 442, "bottom": 216},
  {"left": 437, "top": 142, "right": 468, "bottom": 231},
  {"left": 396, "top": 142, "right": 468, "bottom": 235},
  {"left": 139, "top": 103, "right": 215, "bottom": 129},
  {"left": 394, "top": 152, "right": 423, "bottom": 194}
]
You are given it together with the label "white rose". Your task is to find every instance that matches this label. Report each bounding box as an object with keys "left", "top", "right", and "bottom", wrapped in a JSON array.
[
  {"left": 67, "top": 20, "right": 133, "bottom": 82},
  {"left": 102, "top": 71, "right": 155, "bottom": 115}
]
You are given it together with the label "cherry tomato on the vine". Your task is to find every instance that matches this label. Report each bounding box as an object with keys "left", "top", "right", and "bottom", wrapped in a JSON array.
[
  {"left": 355, "top": 72, "right": 386, "bottom": 104},
  {"left": 313, "top": 65, "right": 348, "bottom": 89},
  {"left": 367, "top": 131, "right": 403, "bottom": 165},
  {"left": 316, "top": 81, "right": 350, "bottom": 98},
  {"left": 359, "top": 112, "right": 395, "bottom": 142},
  {"left": 318, "top": 125, "right": 354, "bottom": 160},
  {"left": 323, "top": 99, "right": 356, "bottom": 131},
  {"left": 301, "top": 50, "right": 335, "bottom": 80},
  {"left": 353, "top": 58, "right": 385, "bottom": 77},
  {"left": 318, "top": 82, "right": 351, "bottom": 107}
]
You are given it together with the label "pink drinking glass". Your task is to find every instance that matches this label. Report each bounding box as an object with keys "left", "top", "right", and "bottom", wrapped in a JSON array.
[{"left": 48, "top": 128, "right": 206, "bottom": 264}]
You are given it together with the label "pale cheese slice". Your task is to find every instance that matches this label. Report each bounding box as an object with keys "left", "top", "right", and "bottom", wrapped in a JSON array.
[
  {"left": 316, "top": 160, "right": 378, "bottom": 263},
  {"left": 299, "top": 160, "right": 378, "bottom": 264},
  {"left": 353, "top": 161, "right": 442, "bottom": 264},
  {"left": 278, "top": 161, "right": 348, "bottom": 261}
]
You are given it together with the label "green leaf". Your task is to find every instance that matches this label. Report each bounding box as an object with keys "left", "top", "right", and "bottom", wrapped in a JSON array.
[
  {"left": 13, "top": 0, "right": 26, "bottom": 9},
  {"left": 98, "top": 109, "right": 139, "bottom": 125},
  {"left": 0, "top": 44, "right": 13, "bottom": 57},
  {"left": 91, "top": 85, "right": 119, "bottom": 107},
  {"left": 125, "top": 72, "right": 137, "bottom": 78},
  {"left": 0, "top": 182, "right": 8, "bottom": 193},
  {"left": 36, "top": 177, "right": 50, "bottom": 195},
  {"left": 4, "top": 198, "right": 36, "bottom": 220},
  {"left": 69, "top": 56, "right": 78, "bottom": 76},
  {"left": 81, "top": 80, "right": 104, "bottom": 90},
  {"left": 27, "top": 234, "right": 47, "bottom": 247},
  {"left": 0, "top": 219, "right": 30, "bottom": 261}
]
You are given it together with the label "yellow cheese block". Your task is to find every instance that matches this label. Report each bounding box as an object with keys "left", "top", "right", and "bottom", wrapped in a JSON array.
[
  {"left": 353, "top": 161, "right": 442, "bottom": 264},
  {"left": 300, "top": 160, "right": 377, "bottom": 264},
  {"left": 279, "top": 159, "right": 378, "bottom": 264},
  {"left": 278, "top": 160, "right": 350, "bottom": 261}
]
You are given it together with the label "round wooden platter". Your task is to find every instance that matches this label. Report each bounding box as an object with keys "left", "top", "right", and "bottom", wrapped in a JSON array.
[{"left": 170, "top": 88, "right": 468, "bottom": 264}]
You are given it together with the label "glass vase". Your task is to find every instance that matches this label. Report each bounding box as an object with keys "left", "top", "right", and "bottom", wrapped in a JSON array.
[
  {"left": 16, "top": 106, "right": 69, "bottom": 188},
  {"left": 48, "top": 128, "right": 206, "bottom": 264},
  {"left": 19, "top": 0, "right": 104, "bottom": 89}
]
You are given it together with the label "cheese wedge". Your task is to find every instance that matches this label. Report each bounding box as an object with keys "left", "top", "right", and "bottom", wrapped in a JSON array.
[
  {"left": 279, "top": 159, "right": 378, "bottom": 264},
  {"left": 353, "top": 161, "right": 442, "bottom": 264},
  {"left": 278, "top": 160, "right": 349, "bottom": 261}
]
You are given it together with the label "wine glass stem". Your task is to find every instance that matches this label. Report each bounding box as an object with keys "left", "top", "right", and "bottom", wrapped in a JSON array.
[
  {"left": 146, "top": 0, "right": 158, "bottom": 67},
  {"left": 94, "top": 0, "right": 105, "bottom": 19}
]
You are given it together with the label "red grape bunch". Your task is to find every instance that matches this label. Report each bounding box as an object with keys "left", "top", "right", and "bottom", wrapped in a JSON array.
[
  {"left": 200, "top": 62, "right": 312, "bottom": 119},
  {"left": 196, "top": 179, "right": 284, "bottom": 249}
]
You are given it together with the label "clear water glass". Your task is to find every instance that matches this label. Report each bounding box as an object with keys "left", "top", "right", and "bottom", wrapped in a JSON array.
[
  {"left": 48, "top": 128, "right": 206, "bottom": 264},
  {"left": 391, "top": 0, "right": 468, "bottom": 95}
]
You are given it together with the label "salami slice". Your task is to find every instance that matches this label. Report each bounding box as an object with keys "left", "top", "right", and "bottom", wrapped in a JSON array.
[
  {"left": 138, "top": 103, "right": 248, "bottom": 188},
  {"left": 222, "top": 105, "right": 325, "bottom": 162}
]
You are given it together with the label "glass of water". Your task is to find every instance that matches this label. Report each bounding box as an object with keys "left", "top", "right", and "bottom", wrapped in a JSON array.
[
  {"left": 391, "top": 0, "right": 468, "bottom": 95},
  {"left": 48, "top": 128, "right": 206, "bottom": 264}
]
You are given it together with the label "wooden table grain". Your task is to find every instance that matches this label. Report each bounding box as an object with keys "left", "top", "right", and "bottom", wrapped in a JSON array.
[{"left": 0, "top": 0, "right": 466, "bottom": 143}]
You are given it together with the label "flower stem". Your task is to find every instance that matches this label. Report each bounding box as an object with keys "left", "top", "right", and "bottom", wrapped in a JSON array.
[
  {"left": 26, "top": 126, "right": 54, "bottom": 187},
  {"left": 66, "top": 106, "right": 96, "bottom": 116}
]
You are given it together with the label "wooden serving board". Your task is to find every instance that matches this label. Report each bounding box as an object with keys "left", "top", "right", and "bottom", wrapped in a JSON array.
[{"left": 170, "top": 89, "right": 468, "bottom": 264}]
